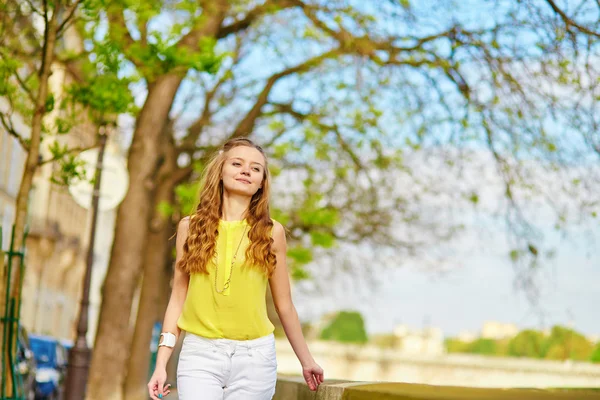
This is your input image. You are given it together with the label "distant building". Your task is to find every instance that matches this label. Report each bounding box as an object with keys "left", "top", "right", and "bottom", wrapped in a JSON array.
[
  {"left": 393, "top": 324, "right": 445, "bottom": 355},
  {"left": 481, "top": 321, "right": 519, "bottom": 340},
  {"left": 457, "top": 330, "right": 478, "bottom": 342}
]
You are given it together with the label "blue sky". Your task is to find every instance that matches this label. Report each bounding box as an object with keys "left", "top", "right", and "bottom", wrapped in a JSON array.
[
  {"left": 110, "top": 2, "right": 600, "bottom": 339},
  {"left": 292, "top": 203, "right": 600, "bottom": 339}
]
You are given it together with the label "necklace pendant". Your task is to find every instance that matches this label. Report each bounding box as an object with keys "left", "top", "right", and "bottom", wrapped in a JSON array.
[{"left": 214, "top": 225, "right": 247, "bottom": 295}]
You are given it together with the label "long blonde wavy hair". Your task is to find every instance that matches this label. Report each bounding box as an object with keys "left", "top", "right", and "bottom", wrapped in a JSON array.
[{"left": 177, "top": 138, "right": 277, "bottom": 277}]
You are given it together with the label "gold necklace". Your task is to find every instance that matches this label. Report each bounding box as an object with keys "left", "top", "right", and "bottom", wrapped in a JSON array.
[{"left": 214, "top": 224, "right": 248, "bottom": 294}]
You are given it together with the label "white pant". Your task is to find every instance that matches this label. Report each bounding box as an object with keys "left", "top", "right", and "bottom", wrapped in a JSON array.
[{"left": 177, "top": 333, "right": 277, "bottom": 400}]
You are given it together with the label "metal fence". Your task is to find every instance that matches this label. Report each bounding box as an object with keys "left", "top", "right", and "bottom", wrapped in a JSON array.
[{"left": 1, "top": 226, "right": 27, "bottom": 400}]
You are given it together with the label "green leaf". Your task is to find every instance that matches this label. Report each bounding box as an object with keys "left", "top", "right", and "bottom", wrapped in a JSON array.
[
  {"left": 509, "top": 249, "right": 520, "bottom": 262},
  {"left": 287, "top": 246, "right": 313, "bottom": 265},
  {"left": 469, "top": 192, "right": 479, "bottom": 204},
  {"left": 310, "top": 231, "right": 335, "bottom": 248},
  {"left": 290, "top": 265, "right": 311, "bottom": 281},
  {"left": 319, "top": 311, "right": 368, "bottom": 344},
  {"left": 45, "top": 94, "right": 55, "bottom": 112},
  {"left": 157, "top": 200, "right": 175, "bottom": 218}
]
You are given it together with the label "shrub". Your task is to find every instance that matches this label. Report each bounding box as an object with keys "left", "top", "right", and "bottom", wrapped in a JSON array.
[{"left": 319, "top": 311, "right": 368, "bottom": 344}]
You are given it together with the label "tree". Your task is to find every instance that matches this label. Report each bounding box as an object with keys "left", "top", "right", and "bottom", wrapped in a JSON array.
[
  {"left": 468, "top": 339, "right": 498, "bottom": 356},
  {"left": 543, "top": 325, "right": 594, "bottom": 361},
  {"left": 319, "top": 311, "right": 368, "bottom": 344},
  {"left": 590, "top": 343, "right": 600, "bottom": 364},
  {"left": 0, "top": 0, "right": 86, "bottom": 392},
  {"left": 445, "top": 338, "right": 472, "bottom": 354},
  {"left": 1, "top": 0, "right": 135, "bottom": 394},
  {"left": 508, "top": 329, "right": 546, "bottom": 359},
  {"left": 83, "top": 1, "right": 600, "bottom": 398}
]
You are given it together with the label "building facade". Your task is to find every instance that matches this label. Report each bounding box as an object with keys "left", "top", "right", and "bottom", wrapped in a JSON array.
[{"left": 0, "top": 98, "right": 27, "bottom": 249}]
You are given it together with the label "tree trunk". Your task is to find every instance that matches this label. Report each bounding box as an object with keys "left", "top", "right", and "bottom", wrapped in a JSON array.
[
  {"left": 86, "top": 74, "right": 183, "bottom": 400},
  {"left": 1, "top": 8, "right": 58, "bottom": 394},
  {"left": 122, "top": 208, "right": 174, "bottom": 400},
  {"left": 123, "top": 131, "right": 177, "bottom": 400}
]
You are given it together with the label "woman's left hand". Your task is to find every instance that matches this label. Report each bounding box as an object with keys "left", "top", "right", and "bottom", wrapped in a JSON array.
[{"left": 302, "top": 361, "right": 324, "bottom": 391}]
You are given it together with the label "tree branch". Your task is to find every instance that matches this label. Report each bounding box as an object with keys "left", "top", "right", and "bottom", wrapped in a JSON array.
[
  {"left": 57, "top": 0, "right": 83, "bottom": 35},
  {"left": 268, "top": 102, "right": 366, "bottom": 171},
  {"left": 11, "top": 68, "right": 36, "bottom": 103},
  {"left": 23, "top": 0, "right": 43, "bottom": 16},
  {"left": 106, "top": 6, "right": 144, "bottom": 70},
  {"left": 229, "top": 48, "right": 340, "bottom": 138},
  {"left": 169, "top": 165, "right": 194, "bottom": 186},
  {"left": 38, "top": 143, "right": 96, "bottom": 165},
  {"left": 176, "top": 36, "right": 246, "bottom": 155},
  {"left": 0, "top": 114, "right": 30, "bottom": 151},
  {"left": 545, "top": 0, "right": 600, "bottom": 38},
  {"left": 217, "top": 0, "right": 298, "bottom": 38},
  {"left": 177, "top": 2, "right": 228, "bottom": 51}
]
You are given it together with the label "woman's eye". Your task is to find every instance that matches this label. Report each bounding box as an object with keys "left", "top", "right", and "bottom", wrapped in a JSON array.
[
  {"left": 233, "top": 162, "right": 241, "bottom": 166},
  {"left": 253, "top": 167, "right": 260, "bottom": 172}
]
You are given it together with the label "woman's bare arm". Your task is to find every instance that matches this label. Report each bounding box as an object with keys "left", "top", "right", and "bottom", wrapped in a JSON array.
[
  {"left": 154, "top": 217, "right": 190, "bottom": 369},
  {"left": 269, "top": 220, "right": 323, "bottom": 391}
]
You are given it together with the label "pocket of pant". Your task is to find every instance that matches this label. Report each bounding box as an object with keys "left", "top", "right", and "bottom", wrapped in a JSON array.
[{"left": 253, "top": 346, "right": 277, "bottom": 368}]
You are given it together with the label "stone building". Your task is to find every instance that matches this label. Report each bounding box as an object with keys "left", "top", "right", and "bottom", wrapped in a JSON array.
[
  {"left": 1, "top": 60, "right": 116, "bottom": 344},
  {"left": 393, "top": 324, "right": 445, "bottom": 355}
]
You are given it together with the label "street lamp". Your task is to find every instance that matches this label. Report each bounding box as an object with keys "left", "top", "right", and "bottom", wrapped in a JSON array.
[{"left": 64, "top": 125, "right": 108, "bottom": 400}]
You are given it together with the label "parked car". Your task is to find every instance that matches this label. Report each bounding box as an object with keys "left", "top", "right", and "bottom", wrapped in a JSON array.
[
  {"left": 16, "top": 325, "right": 37, "bottom": 400},
  {"left": 58, "top": 339, "right": 73, "bottom": 363},
  {"left": 29, "top": 335, "right": 67, "bottom": 400}
]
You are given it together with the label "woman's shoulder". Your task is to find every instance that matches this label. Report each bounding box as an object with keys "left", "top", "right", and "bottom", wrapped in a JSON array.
[
  {"left": 269, "top": 217, "right": 282, "bottom": 229},
  {"left": 178, "top": 216, "right": 191, "bottom": 234},
  {"left": 180, "top": 216, "right": 191, "bottom": 226},
  {"left": 270, "top": 218, "right": 286, "bottom": 242}
]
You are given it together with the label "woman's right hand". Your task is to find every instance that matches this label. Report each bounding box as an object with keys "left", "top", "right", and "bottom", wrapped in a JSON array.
[{"left": 147, "top": 367, "right": 171, "bottom": 399}]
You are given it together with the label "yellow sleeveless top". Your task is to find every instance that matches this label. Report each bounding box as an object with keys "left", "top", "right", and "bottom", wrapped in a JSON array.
[{"left": 177, "top": 219, "right": 275, "bottom": 340}]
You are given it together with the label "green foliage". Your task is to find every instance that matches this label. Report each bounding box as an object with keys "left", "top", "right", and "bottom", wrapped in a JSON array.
[
  {"left": 469, "top": 339, "right": 497, "bottom": 355},
  {"left": 309, "top": 231, "right": 335, "bottom": 248},
  {"left": 590, "top": 343, "right": 600, "bottom": 363},
  {"left": 290, "top": 265, "right": 311, "bottom": 281},
  {"left": 445, "top": 338, "right": 472, "bottom": 353},
  {"left": 66, "top": 74, "right": 135, "bottom": 122},
  {"left": 157, "top": 201, "right": 175, "bottom": 218},
  {"left": 49, "top": 152, "right": 87, "bottom": 186},
  {"left": 65, "top": 39, "right": 136, "bottom": 123},
  {"left": 508, "top": 330, "right": 545, "bottom": 358},
  {"left": 286, "top": 246, "right": 313, "bottom": 265},
  {"left": 319, "top": 311, "right": 368, "bottom": 344},
  {"left": 135, "top": 35, "right": 223, "bottom": 78},
  {"left": 0, "top": 50, "right": 20, "bottom": 95},
  {"left": 174, "top": 182, "right": 201, "bottom": 216},
  {"left": 446, "top": 326, "right": 595, "bottom": 362},
  {"left": 298, "top": 200, "right": 339, "bottom": 227},
  {"left": 542, "top": 326, "right": 593, "bottom": 361}
]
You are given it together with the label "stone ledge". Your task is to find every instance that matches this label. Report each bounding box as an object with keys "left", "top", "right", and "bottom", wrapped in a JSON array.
[{"left": 274, "top": 375, "right": 600, "bottom": 400}]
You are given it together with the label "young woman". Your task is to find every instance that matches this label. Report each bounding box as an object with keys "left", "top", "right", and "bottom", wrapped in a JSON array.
[{"left": 147, "top": 138, "right": 324, "bottom": 400}]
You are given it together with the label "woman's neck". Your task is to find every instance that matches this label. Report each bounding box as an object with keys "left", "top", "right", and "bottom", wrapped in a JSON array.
[{"left": 221, "top": 192, "right": 251, "bottom": 221}]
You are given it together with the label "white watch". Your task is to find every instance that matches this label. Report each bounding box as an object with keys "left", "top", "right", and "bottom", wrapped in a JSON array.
[{"left": 158, "top": 332, "right": 177, "bottom": 348}]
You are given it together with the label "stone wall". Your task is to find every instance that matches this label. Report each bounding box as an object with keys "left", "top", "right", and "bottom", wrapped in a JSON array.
[
  {"left": 273, "top": 376, "right": 600, "bottom": 400},
  {"left": 274, "top": 339, "right": 600, "bottom": 389}
]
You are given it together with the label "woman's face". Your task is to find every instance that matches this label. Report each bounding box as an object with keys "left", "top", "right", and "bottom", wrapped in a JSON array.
[{"left": 221, "top": 145, "right": 266, "bottom": 197}]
